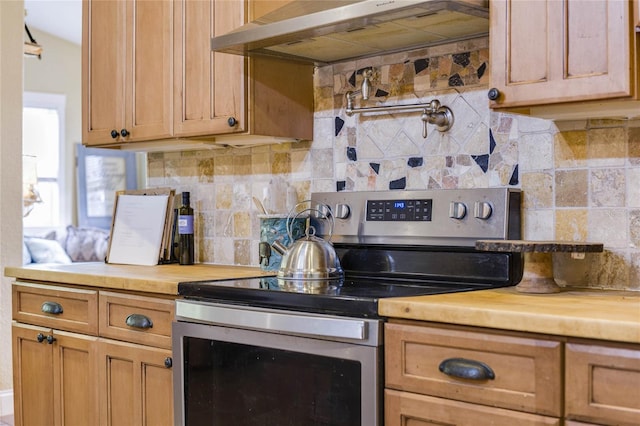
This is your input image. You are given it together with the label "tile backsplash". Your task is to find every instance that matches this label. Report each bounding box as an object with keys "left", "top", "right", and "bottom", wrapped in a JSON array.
[{"left": 147, "top": 37, "right": 639, "bottom": 290}]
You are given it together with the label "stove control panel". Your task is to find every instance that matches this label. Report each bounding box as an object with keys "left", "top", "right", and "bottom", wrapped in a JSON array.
[
  {"left": 366, "top": 199, "right": 432, "bottom": 221},
  {"left": 310, "top": 188, "right": 521, "bottom": 246}
]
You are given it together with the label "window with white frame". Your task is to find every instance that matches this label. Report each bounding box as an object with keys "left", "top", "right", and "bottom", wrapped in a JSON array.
[{"left": 22, "top": 92, "right": 67, "bottom": 230}]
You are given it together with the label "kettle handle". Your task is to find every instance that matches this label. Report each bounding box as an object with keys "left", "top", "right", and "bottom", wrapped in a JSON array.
[{"left": 286, "top": 201, "right": 334, "bottom": 243}]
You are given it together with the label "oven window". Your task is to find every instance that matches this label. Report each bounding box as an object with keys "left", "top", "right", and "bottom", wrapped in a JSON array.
[{"left": 183, "top": 337, "right": 362, "bottom": 425}]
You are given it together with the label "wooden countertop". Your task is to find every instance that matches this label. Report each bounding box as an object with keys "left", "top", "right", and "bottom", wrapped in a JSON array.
[
  {"left": 379, "top": 287, "right": 640, "bottom": 344},
  {"left": 4, "top": 262, "right": 272, "bottom": 295}
]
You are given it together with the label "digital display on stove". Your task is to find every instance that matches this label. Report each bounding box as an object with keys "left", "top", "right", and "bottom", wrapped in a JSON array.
[{"left": 366, "top": 199, "right": 432, "bottom": 221}]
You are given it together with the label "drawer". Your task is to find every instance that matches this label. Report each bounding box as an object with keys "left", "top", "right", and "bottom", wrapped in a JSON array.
[
  {"left": 565, "top": 340, "right": 640, "bottom": 426},
  {"left": 99, "top": 291, "right": 174, "bottom": 349},
  {"left": 385, "top": 389, "right": 561, "bottom": 426},
  {"left": 385, "top": 321, "right": 562, "bottom": 417},
  {"left": 12, "top": 281, "right": 98, "bottom": 335}
]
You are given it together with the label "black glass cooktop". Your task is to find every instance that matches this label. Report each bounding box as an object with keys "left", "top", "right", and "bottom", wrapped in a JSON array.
[{"left": 178, "top": 276, "right": 501, "bottom": 318}]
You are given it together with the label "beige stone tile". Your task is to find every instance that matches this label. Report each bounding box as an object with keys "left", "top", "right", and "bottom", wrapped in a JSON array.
[
  {"left": 233, "top": 154, "right": 252, "bottom": 176},
  {"left": 233, "top": 211, "right": 251, "bottom": 237},
  {"left": 588, "top": 209, "right": 627, "bottom": 248},
  {"left": 590, "top": 249, "right": 629, "bottom": 290},
  {"left": 554, "top": 130, "right": 587, "bottom": 168},
  {"left": 555, "top": 209, "right": 588, "bottom": 241},
  {"left": 519, "top": 133, "right": 553, "bottom": 171},
  {"left": 628, "top": 168, "right": 640, "bottom": 208},
  {"left": 199, "top": 237, "right": 215, "bottom": 263},
  {"left": 522, "top": 209, "right": 554, "bottom": 240},
  {"left": 311, "top": 149, "right": 334, "bottom": 179},
  {"left": 214, "top": 155, "right": 234, "bottom": 177},
  {"left": 272, "top": 152, "right": 291, "bottom": 174},
  {"left": 234, "top": 239, "right": 253, "bottom": 266},
  {"left": 587, "top": 127, "right": 626, "bottom": 167},
  {"left": 251, "top": 151, "right": 271, "bottom": 175},
  {"left": 629, "top": 127, "right": 640, "bottom": 166},
  {"left": 555, "top": 169, "right": 588, "bottom": 207},
  {"left": 213, "top": 237, "right": 234, "bottom": 264},
  {"left": 630, "top": 210, "right": 640, "bottom": 249},
  {"left": 198, "top": 158, "right": 214, "bottom": 183},
  {"left": 521, "top": 172, "right": 553, "bottom": 209},
  {"left": 629, "top": 251, "right": 640, "bottom": 290},
  {"left": 215, "top": 183, "right": 233, "bottom": 210},
  {"left": 590, "top": 168, "right": 625, "bottom": 207}
]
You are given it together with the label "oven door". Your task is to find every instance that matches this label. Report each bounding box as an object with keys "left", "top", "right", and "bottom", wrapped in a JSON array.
[{"left": 172, "top": 301, "right": 382, "bottom": 426}]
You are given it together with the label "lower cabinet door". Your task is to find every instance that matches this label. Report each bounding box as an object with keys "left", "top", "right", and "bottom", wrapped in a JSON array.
[
  {"left": 12, "top": 323, "right": 99, "bottom": 426},
  {"left": 98, "top": 339, "right": 173, "bottom": 426},
  {"left": 385, "top": 389, "right": 561, "bottom": 426},
  {"left": 13, "top": 323, "right": 54, "bottom": 426}
]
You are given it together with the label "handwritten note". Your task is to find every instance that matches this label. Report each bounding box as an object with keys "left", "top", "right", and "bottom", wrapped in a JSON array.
[{"left": 106, "top": 194, "right": 169, "bottom": 266}]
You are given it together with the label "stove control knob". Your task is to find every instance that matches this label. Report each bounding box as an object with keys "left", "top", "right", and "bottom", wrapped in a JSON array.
[
  {"left": 474, "top": 201, "right": 493, "bottom": 220},
  {"left": 449, "top": 202, "right": 467, "bottom": 219},
  {"left": 334, "top": 203, "right": 351, "bottom": 219},
  {"left": 315, "top": 203, "right": 332, "bottom": 219}
]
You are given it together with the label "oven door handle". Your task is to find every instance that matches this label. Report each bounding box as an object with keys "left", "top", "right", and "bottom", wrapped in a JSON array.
[{"left": 176, "top": 301, "right": 368, "bottom": 340}]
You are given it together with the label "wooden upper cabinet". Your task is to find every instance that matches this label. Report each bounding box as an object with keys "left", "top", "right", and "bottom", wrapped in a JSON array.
[
  {"left": 84, "top": 0, "right": 313, "bottom": 148},
  {"left": 489, "top": 0, "right": 638, "bottom": 111},
  {"left": 83, "top": 0, "right": 173, "bottom": 146},
  {"left": 173, "top": 0, "right": 244, "bottom": 137}
]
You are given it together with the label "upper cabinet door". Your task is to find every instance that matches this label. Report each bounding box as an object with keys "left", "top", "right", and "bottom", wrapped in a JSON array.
[
  {"left": 490, "top": 0, "right": 634, "bottom": 109},
  {"left": 125, "top": 0, "right": 173, "bottom": 141},
  {"left": 173, "top": 0, "right": 245, "bottom": 137},
  {"left": 82, "top": 0, "right": 126, "bottom": 145},
  {"left": 83, "top": 0, "right": 173, "bottom": 146}
]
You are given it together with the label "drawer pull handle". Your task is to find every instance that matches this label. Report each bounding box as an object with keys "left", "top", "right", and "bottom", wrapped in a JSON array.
[
  {"left": 36, "top": 333, "right": 45, "bottom": 343},
  {"left": 125, "top": 314, "right": 153, "bottom": 329},
  {"left": 438, "top": 358, "right": 495, "bottom": 381},
  {"left": 41, "top": 301, "right": 63, "bottom": 315}
]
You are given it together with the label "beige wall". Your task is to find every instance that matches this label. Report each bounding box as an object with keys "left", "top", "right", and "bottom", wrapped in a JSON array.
[
  {"left": 0, "top": 0, "right": 26, "bottom": 392},
  {"left": 23, "top": 29, "right": 82, "bottom": 225}
]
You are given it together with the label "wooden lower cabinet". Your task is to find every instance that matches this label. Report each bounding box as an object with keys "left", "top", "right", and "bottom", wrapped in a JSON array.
[
  {"left": 565, "top": 340, "right": 640, "bottom": 426},
  {"left": 99, "top": 339, "right": 173, "bottom": 426},
  {"left": 12, "top": 322, "right": 99, "bottom": 426},
  {"left": 385, "top": 320, "right": 640, "bottom": 426},
  {"left": 12, "top": 281, "right": 175, "bottom": 426},
  {"left": 385, "top": 389, "right": 560, "bottom": 426}
]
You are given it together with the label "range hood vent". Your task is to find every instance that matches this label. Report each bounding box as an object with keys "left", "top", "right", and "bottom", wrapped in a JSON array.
[{"left": 211, "top": 0, "right": 489, "bottom": 65}]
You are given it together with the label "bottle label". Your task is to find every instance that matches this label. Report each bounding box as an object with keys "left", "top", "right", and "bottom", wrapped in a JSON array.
[{"left": 178, "top": 215, "right": 194, "bottom": 234}]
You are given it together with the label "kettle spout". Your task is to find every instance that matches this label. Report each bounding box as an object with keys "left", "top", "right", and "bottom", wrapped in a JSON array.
[{"left": 271, "top": 240, "right": 288, "bottom": 256}]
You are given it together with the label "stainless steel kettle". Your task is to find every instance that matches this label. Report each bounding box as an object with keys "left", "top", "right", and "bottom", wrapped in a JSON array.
[{"left": 271, "top": 203, "right": 344, "bottom": 281}]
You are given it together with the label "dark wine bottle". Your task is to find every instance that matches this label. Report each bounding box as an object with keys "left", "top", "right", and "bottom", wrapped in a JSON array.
[{"left": 178, "top": 192, "right": 194, "bottom": 265}]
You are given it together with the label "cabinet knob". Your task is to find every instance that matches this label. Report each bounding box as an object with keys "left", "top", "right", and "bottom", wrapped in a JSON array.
[
  {"left": 120, "top": 129, "right": 130, "bottom": 138},
  {"left": 125, "top": 314, "right": 153, "bottom": 329},
  {"left": 487, "top": 88, "right": 501, "bottom": 101},
  {"left": 439, "top": 357, "right": 495, "bottom": 381},
  {"left": 164, "top": 357, "right": 173, "bottom": 368},
  {"left": 227, "top": 117, "right": 237, "bottom": 127},
  {"left": 36, "top": 333, "right": 45, "bottom": 343},
  {"left": 110, "top": 130, "right": 119, "bottom": 139},
  {"left": 46, "top": 335, "right": 56, "bottom": 345},
  {"left": 41, "top": 301, "right": 63, "bottom": 315}
]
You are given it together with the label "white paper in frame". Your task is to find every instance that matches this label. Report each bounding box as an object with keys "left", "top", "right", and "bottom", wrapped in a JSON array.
[{"left": 106, "top": 188, "right": 175, "bottom": 266}]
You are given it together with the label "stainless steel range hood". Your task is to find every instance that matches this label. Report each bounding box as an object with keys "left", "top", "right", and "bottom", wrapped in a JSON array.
[{"left": 211, "top": 0, "right": 489, "bottom": 65}]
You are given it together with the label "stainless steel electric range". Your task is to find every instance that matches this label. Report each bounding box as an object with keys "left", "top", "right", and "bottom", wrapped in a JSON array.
[{"left": 173, "top": 188, "right": 523, "bottom": 426}]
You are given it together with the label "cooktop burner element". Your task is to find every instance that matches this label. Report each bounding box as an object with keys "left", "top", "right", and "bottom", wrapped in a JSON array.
[{"left": 178, "top": 188, "right": 523, "bottom": 318}]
